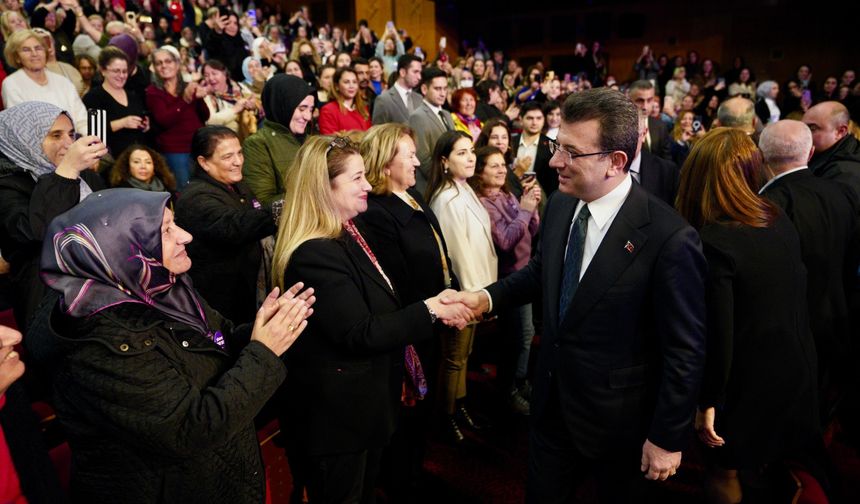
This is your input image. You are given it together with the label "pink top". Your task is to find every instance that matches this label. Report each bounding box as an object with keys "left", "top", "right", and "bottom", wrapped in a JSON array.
[{"left": 479, "top": 191, "right": 539, "bottom": 277}]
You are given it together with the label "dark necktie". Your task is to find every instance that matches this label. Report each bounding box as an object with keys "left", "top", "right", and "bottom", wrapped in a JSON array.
[
  {"left": 438, "top": 110, "right": 451, "bottom": 130},
  {"left": 558, "top": 204, "right": 590, "bottom": 321}
]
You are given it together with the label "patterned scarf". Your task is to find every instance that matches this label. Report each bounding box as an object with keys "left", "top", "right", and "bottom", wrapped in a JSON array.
[{"left": 40, "top": 189, "right": 223, "bottom": 347}]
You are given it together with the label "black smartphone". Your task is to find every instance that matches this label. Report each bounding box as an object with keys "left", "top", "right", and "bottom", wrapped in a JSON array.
[
  {"left": 87, "top": 109, "right": 107, "bottom": 146},
  {"left": 520, "top": 171, "right": 537, "bottom": 183}
]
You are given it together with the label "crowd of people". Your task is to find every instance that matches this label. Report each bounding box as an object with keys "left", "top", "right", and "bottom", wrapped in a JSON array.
[{"left": 1, "top": 0, "right": 859, "bottom": 503}]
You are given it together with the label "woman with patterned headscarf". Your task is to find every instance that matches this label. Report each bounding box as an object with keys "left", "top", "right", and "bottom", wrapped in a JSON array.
[
  {"left": 29, "top": 188, "right": 313, "bottom": 503},
  {"left": 0, "top": 101, "right": 106, "bottom": 331}
]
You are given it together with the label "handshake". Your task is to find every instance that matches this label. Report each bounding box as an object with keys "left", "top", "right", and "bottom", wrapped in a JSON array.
[{"left": 423, "top": 290, "right": 491, "bottom": 330}]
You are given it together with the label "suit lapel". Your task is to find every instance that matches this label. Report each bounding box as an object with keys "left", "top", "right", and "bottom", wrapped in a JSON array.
[
  {"left": 422, "top": 104, "right": 446, "bottom": 135},
  {"left": 388, "top": 89, "right": 409, "bottom": 117},
  {"left": 561, "top": 184, "right": 650, "bottom": 329}
]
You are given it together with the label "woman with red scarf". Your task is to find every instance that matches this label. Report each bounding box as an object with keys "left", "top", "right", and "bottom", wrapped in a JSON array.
[{"left": 450, "top": 88, "right": 483, "bottom": 142}]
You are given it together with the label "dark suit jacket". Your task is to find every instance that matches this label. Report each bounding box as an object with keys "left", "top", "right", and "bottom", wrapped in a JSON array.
[
  {"left": 637, "top": 150, "right": 680, "bottom": 207},
  {"left": 646, "top": 116, "right": 672, "bottom": 161},
  {"left": 511, "top": 133, "right": 555, "bottom": 194},
  {"left": 281, "top": 236, "right": 435, "bottom": 456},
  {"left": 761, "top": 169, "right": 860, "bottom": 384},
  {"left": 486, "top": 183, "right": 707, "bottom": 459},
  {"left": 357, "top": 189, "right": 458, "bottom": 303}
]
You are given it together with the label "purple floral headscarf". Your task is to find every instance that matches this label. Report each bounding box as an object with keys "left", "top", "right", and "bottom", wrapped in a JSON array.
[{"left": 41, "top": 188, "right": 223, "bottom": 346}]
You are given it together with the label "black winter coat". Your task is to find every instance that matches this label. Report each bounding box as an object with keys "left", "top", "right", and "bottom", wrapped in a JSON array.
[
  {"left": 38, "top": 299, "right": 286, "bottom": 504},
  {"left": 174, "top": 171, "right": 275, "bottom": 324},
  {"left": 809, "top": 134, "right": 860, "bottom": 200},
  {"left": 0, "top": 152, "right": 105, "bottom": 330}
]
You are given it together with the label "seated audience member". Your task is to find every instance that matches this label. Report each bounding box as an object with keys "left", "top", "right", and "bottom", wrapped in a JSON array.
[
  {"left": 368, "top": 56, "right": 385, "bottom": 95},
  {"left": 2, "top": 29, "right": 87, "bottom": 132},
  {"left": 630, "top": 113, "right": 681, "bottom": 206},
  {"left": 34, "top": 188, "right": 311, "bottom": 504},
  {"left": 671, "top": 110, "right": 706, "bottom": 167},
  {"left": 0, "top": 325, "right": 66, "bottom": 504},
  {"left": 201, "top": 59, "right": 258, "bottom": 140},
  {"left": 74, "top": 53, "right": 97, "bottom": 96},
  {"left": 628, "top": 79, "right": 672, "bottom": 160},
  {"left": 754, "top": 81, "right": 780, "bottom": 126},
  {"left": 511, "top": 101, "right": 554, "bottom": 194},
  {"left": 315, "top": 64, "right": 336, "bottom": 108},
  {"left": 543, "top": 100, "right": 562, "bottom": 140},
  {"left": 372, "top": 54, "right": 422, "bottom": 125},
  {"left": 271, "top": 135, "right": 470, "bottom": 502},
  {"left": 409, "top": 67, "right": 455, "bottom": 195},
  {"left": 243, "top": 74, "right": 315, "bottom": 208},
  {"left": 0, "top": 102, "right": 106, "bottom": 331},
  {"left": 803, "top": 101, "right": 860, "bottom": 199},
  {"left": 425, "top": 131, "right": 498, "bottom": 442},
  {"left": 83, "top": 47, "right": 150, "bottom": 158},
  {"left": 470, "top": 145, "right": 540, "bottom": 415},
  {"left": 450, "top": 87, "right": 482, "bottom": 141},
  {"left": 727, "top": 67, "right": 755, "bottom": 99},
  {"left": 678, "top": 128, "right": 822, "bottom": 504},
  {"left": 759, "top": 120, "right": 860, "bottom": 424},
  {"left": 109, "top": 144, "right": 176, "bottom": 194},
  {"left": 319, "top": 67, "right": 371, "bottom": 134},
  {"left": 356, "top": 123, "right": 458, "bottom": 500},
  {"left": 33, "top": 27, "right": 84, "bottom": 96},
  {"left": 175, "top": 126, "right": 276, "bottom": 325},
  {"left": 665, "top": 66, "right": 691, "bottom": 107},
  {"left": 146, "top": 46, "right": 210, "bottom": 189}
]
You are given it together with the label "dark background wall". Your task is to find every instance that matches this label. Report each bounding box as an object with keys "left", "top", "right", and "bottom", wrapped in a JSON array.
[{"left": 435, "top": 0, "right": 858, "bottom": 84}]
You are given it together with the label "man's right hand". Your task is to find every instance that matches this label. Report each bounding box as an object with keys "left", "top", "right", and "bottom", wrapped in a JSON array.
[{"left": 439, "top": 290, "right": 489, "bottom": 319}]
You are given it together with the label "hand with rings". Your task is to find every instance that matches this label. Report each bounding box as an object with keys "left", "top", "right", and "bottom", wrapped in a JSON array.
[{"left": 251, "top": 282, "right": 316, "bottom": 356}]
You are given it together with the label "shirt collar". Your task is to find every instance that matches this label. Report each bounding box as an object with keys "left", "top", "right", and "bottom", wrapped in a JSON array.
[
  {"left": 758, "top": 165, "right": 808, "bottom": 194},
  {"left": 394, "top": 82, "right": 411, "bottom": 95},
  {"left": 629, "top": 152, "right": 642, "bottom": 176},
  {"left": 519, "top": 134, "right": 540, "bottom": 148},
  {"left": 576, "top": 174, "right": 633, "bottom": 231},
  {"left": 425, "top": 100, "right": 443, "bottom": 115}
]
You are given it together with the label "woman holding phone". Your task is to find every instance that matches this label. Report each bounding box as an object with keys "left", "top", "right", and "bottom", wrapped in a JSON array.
[{"left": 83, "top": 47, "right": 150, "bottom": 157}]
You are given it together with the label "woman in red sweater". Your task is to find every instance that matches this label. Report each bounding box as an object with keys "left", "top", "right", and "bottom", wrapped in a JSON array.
[
  {"left": 145, "top": 46, "right": 210, "bottom": 189},
  {"left": 318, "top": 67, "right": 371, "bottom": 134}
]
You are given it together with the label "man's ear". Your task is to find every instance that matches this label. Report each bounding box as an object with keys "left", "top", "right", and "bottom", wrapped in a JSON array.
[{"left": 607, "top": 151, "right": 628, "bottom": 177}]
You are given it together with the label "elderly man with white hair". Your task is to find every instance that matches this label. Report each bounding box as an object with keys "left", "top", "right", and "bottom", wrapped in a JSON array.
[{"left": 759, "top": 119, "right": 860, "bottom": 424}]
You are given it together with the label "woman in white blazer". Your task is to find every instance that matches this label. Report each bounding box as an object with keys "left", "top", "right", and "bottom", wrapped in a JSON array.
[{"left": 425, "top": 131, "right": 498, "bottom": 442}]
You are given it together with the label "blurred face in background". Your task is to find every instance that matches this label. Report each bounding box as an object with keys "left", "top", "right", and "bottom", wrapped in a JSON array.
[
  {"left": 488, "top": 126, "right": 510, "bottom": 154},
  {"left": 129, "top": 149, "right": 155, "bottom": 183}
]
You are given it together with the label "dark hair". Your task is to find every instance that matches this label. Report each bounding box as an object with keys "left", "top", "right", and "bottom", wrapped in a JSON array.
[
  {"left": 561, "top": 88, "right": 639, "bottom": 171},
  {"left": 541, "top": 100, "right": 561, "bottom": 116},
  {"left": 332, "top": 67, "right": 369, "bottom": 119},
  {"left": 352, "top": 57, "right": 369, "bottom": 67},
  {"left": 475, "top": 118, "right": 512, "bottom": 164},
  {"left": 475, "top": 80, "right": 499, "bottom": 102},
  {"left": 369, "top": 56, "right": 384, "bottom": 67},
  {"left": 628, "top": 79, "right": 655, "bottom": 93},
  {"left": 519, "top": 100, "right": 543, "bottom": 118},
  {"left": 201, "top": 59, "right": 230, "bottom": 78},
  {"left": 421, "top": 67, "right": 448, "bottom": 87},
  {"left": 469, "top": 145, "right": 508, "bottom": 195},
  {"left": 110, "top": 144, "right": 176, "bottom": 190},
  {"left": 97, "top": 46, "right": 129, "bottom": 69},
  {"left": 397, "top": 54, "right": 422, "bottom": 72},
  {"left": 425, "top": 130, "right": 472, "bottom": 203},
  {"left": 191, "top": 126, "right": 240, "bottom": 173}
]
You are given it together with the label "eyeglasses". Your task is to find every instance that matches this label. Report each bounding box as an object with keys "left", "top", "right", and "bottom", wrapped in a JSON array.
[
  {"left": 19, "top": 45, "right": 46, "bottom": 54},
  {"left": 325, "top": 136, "right": 356, "bottom": 156},
  {"left": 104, "top": 68, "right": 128, "bottom": 76},
  {"left": 548, "top": 138, "right": 613, "bottom": 164}
]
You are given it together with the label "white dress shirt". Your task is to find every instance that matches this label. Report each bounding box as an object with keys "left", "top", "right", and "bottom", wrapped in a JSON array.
[
  {"left": 393, "top": 82, "right": 412, "bottom": 109},
  {"left": 567, "top": 174, "right": 633, "bottom": 281},
  {"left": 758, "top": 165, "right": 808, "bottom": 194},
  {"left": 516, "top": 134, "right": 540, "bottom": 172}
]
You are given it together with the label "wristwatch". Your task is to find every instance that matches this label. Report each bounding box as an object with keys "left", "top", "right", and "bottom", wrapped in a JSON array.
[{"left": 423, "top": 300, "right": 438, "bottom": 323}]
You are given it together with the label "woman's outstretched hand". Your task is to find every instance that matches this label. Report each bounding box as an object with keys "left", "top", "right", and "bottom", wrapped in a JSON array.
[
  {"left": 425, "top": 289, "right": 475, "bottom": 330},
  {"left": 251, "top": 283, "right": 316, "bottom": 356}
]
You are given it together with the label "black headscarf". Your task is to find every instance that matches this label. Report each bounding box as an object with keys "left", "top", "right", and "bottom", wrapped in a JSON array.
[
  {"left": 261, "top": 74, "right": 315, "bottom": 135},
  {"left": 40, "top": 189, "right": 223, "bottom": 346}
]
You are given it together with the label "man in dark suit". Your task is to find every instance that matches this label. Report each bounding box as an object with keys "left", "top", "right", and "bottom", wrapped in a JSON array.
[
  {"left": 759, "top": 119, "right": 860, "bottom": 420},
  {"left": 371, "top": 54, "right": 424, "bottom": 125},
  {"left": 629, "top": 113, "right": 680, "bottom": 207},
  {"left": 408, "top": 68, "right": 454, "bottom": 196},
  {"left": 627, "top": 80, "right": 672, "bottom": 161},
  {"left": 511, "top": 101, "right": 554, "bottom": 194},
  {"left": 803, "top": 101, "right": 860, "bottom": 200},
  {"left": 444, "top": 88, "right": 707, "bottom": 502}
]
